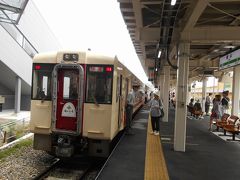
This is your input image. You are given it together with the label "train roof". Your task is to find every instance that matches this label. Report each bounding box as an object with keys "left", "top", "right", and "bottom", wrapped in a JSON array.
[{"left": 33, "top": 50, "right": 117, "bottom": 65}]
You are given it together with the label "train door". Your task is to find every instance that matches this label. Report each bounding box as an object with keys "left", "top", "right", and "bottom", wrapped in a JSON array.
[
  {"left": 117, "top": 75, "right": 123, "bottom": 128},
  {"left": 124, "top": 78, "right": 129, "bottom": 126},
  {"left": 52, "top": 64, "right": 84, "bottom": 135}
]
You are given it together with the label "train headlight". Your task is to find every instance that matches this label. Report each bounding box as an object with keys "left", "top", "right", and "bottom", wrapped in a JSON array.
[
  {"left": 63, "top": 53, "right": 79, "bottom": 61},
  {"left": 71, "top": 54, "right": 78, "bottom": 61},
  {"left": 63, "top": 54, "right": 71, "bottom": 61}
]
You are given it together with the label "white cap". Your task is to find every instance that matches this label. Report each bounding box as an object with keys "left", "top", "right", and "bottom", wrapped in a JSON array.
[{"left": 153, "top": 91, "right": 160, "bottom": 97}]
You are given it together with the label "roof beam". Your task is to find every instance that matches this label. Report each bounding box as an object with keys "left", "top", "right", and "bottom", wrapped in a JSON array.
[
  {"left": 0, "top": 3, "right": 21, "bottom": 13},
  {"left": 132, "top": 0, "right": 142, "bottom": 28},
  {"left": 182, "top": 0, "right": 208, "bottom": 32},
  {"left": 136, "top": 28, "right": 160, "bottom": 42},
  {"left": 181, "top": 26, "right": 240, "bottom": 42}
]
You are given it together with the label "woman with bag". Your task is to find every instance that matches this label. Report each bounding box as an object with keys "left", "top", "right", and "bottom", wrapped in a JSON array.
[{"left": 149, "top": 91, "right": 164, "bottom": 136}]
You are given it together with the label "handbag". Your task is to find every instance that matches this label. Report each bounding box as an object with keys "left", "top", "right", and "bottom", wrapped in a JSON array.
[
  {"left": 160, "top": 108, "right": 164, "bottom": 118},
  {"left": 159, "top": 99, "right": 164, "bottom": 118}
]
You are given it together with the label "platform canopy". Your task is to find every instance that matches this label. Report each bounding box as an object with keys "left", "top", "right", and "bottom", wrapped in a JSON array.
[
  {"left": 118, "top": 0, "right": 240, "bottom": 84},
  {"left": 0, "top": 0, "right": 29, "bottom": 24}
]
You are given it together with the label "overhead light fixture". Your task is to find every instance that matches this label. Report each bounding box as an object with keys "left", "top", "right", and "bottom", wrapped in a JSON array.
[
  {"left": 157, "top": 50, "right": 161, "bottom": 58},
  {"left": 155, "top": 68, "right": 158, "bottom": 72},
  {"left": 171, "top": 0, "right": 177, "bottom": 6}
]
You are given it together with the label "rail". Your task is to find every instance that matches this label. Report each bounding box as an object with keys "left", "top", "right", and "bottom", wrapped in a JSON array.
[{"left": 0, "top": 12, "right": 38, "bottom": 58}]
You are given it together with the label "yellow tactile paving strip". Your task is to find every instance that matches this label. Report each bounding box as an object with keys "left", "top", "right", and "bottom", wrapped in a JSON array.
[{"left": 144, "top": 117, "right": 169, "bottom": 180}]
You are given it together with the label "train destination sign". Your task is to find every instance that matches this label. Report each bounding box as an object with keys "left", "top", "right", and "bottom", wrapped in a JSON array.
[{"left": 219, "top": 49, "right": 240, "bottom": 70}]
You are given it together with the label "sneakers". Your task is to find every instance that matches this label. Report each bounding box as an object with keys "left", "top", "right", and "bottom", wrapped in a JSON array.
[{"left": 150, "top": 131, "right": 160, "bottom": 135}]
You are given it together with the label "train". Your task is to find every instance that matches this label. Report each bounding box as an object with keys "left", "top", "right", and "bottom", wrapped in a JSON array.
[{"left": 29, "top": 50, "right": 145, "bottom": 158}]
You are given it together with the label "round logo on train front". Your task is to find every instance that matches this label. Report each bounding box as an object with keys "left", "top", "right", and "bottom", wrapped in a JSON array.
[{"left": 61, "top": 102, "right": 76, "bottom": 117}]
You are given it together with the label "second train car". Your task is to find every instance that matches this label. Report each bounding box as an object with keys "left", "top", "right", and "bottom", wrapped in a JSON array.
[{"left": 30, "top": 50, "right": 144, "bottom": 157}]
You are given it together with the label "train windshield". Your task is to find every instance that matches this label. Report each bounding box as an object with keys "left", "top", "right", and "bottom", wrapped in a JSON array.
[
  {"left": 32, "top": 63, "right": 55, "bottom": 101},
  {"left": 86, "top": 65, "right": 113, "bottom": 104}
]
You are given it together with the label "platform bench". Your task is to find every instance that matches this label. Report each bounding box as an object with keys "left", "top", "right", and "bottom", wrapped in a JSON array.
[
  {"left": 215, "top": 113, "right": 230, "bottom": 131},
  {"left": 223, "top": 117, "right": 240, "bottom": 141}
]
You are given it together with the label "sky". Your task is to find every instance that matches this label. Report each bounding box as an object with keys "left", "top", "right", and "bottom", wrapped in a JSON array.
[{"left": 33, "top": 0, "right": 152, "bottom": 87}]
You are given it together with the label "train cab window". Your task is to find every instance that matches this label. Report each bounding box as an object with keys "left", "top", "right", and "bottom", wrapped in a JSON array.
[
  {"left": 63, "top": 71, "right": 79, "bottom": 99},
  {"left": 32, "top": 64, "right": 55, "bottom": 101},
  {"left": 86, "top": 65, "right": 113, "bottom": 104}
]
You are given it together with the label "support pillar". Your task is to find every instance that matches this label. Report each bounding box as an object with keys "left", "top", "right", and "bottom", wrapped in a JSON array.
[
  {"left": 187, "top": 79, "right": 193, "bottom": 104},
  {"left": 232, "top": 65, "right": 240, "bottom": 116},
  {"left": 163, "top": 66, "right": 170, "bottom": 122},
  {"left": 174, "top": 43, "right": 189, "bottom": 152},
  {"left": 202, "top": 77, "right": 207, "bottom": 113},
  {"left": 159, "top": 75, "right": 164, "bottom": 99},
  {"left": 14, "top": 76, "right": 21, "bottom": 113}
]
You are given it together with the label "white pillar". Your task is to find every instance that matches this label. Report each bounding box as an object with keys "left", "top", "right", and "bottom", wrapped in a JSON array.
[
  {"left": 163, "top": 66, "right": 170, "bottom": 122},
  {"left": 14, "top": 76, "right": 21, "bottom": 113},
  {"left": 187, "top": 80, "right": 193, "bottom": 104},
  {"left": 174, "top": 43, "right": 189, "bottom": 152},
  {"left": 213, "top": 77, "right": 216, "bottom": 97},
  {"left": 202, "top": 77, "right": 207, "bottom": 113},
  {"left": 159, "top": 75, "right": 164, "bottom": 99},
  {"left": 232, "top": 65, "right": 240, "bottom": 116}
]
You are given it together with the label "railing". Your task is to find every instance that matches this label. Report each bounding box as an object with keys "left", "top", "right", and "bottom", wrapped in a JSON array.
[
  {"left": 0, "top": 21, "right": 38, "bottom": 58},
  {"left": 0, "top": 117, "right": 30, "bottom": 146}
]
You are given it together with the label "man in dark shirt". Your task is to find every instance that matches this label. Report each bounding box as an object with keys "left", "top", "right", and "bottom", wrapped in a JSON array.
[{"left": 221, "top": 91, "right": 230, "bottom": 113}]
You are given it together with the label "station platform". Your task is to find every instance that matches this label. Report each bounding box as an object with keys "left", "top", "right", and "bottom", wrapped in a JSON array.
[
  {"left": 0, "top": 110, "right": 30, "bottom": 124},
  {"left": 98, "top": 106, "right": 240, "bottom": 180}
]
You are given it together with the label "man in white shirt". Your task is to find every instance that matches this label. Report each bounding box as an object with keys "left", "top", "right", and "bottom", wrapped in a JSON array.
[{"left": 125, "top": 85, "right": 139, "bottom": 135}]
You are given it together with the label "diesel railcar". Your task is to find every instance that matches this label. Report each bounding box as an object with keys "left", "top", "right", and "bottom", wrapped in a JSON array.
[{"left": 30, "top": 50, "right": 144, "bottom": 157}]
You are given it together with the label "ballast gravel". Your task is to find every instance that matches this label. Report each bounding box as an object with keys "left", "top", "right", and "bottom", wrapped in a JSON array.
[{"left": 0, "top": 145, "right": 54, "bottom": 180}]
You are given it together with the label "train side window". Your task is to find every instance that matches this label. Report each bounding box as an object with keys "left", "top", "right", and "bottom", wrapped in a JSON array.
[
  {"left": 86, "top": 65, "right": 113, "bottom": 104},
  {"left": 32, "top": 64, "right": 54, "bottom": 101}
]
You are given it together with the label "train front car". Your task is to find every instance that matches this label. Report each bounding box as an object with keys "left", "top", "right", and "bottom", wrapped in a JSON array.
[{"left": 30, "top": 51, "right": 125, "bottom": 158}]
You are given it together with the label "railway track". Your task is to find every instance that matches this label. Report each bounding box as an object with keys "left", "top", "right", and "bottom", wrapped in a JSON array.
[
  {"left": 34, "top": 131, "right": 125, "bottom": 180},
  {"left": 33, "top": 157, "right": 97, "bottom": 180}
]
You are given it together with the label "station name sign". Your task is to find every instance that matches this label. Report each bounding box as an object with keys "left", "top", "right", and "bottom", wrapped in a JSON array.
[{"left": 219, "top": 49, "right": 240, "bottom": 70}]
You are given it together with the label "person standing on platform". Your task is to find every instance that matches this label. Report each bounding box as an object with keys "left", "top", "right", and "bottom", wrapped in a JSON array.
[
  {"left": 221, "top": 91, "right": 230, "bottom": 114},
  {"left": 145, "top": 91, "right": 148, "bottom": 104},
  {"left": 205, "top": 93, "right": 212, "bottom": 116},
  {"left": 149, "top": 91, "right": 163, "bottom": 136},
  {"left": 209, "top": 94, "right": 222, "bottom": 131},
  {"left": 125, "top": 85, "right": 139, "bottom": 135}
]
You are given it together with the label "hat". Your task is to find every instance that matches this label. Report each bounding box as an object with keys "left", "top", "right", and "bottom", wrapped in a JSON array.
[{"left": 153, "top": 91, "right": 160, "bottom": 97}]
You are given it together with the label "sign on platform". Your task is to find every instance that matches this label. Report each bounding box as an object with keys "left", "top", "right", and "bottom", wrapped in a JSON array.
[{"left": 219, "top": 49, "right": 240, "bottom": 70}]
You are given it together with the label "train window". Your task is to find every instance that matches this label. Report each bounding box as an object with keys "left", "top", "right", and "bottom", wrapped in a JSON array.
[
  {"left": 86, "top": 65, "right": 113, "bottom": 104},
  {"left": 32, "top": 64, "right": 55, "bottom": 101},
  {"left": 63, "top": 70, "right": 78, "bottom": 99}
]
